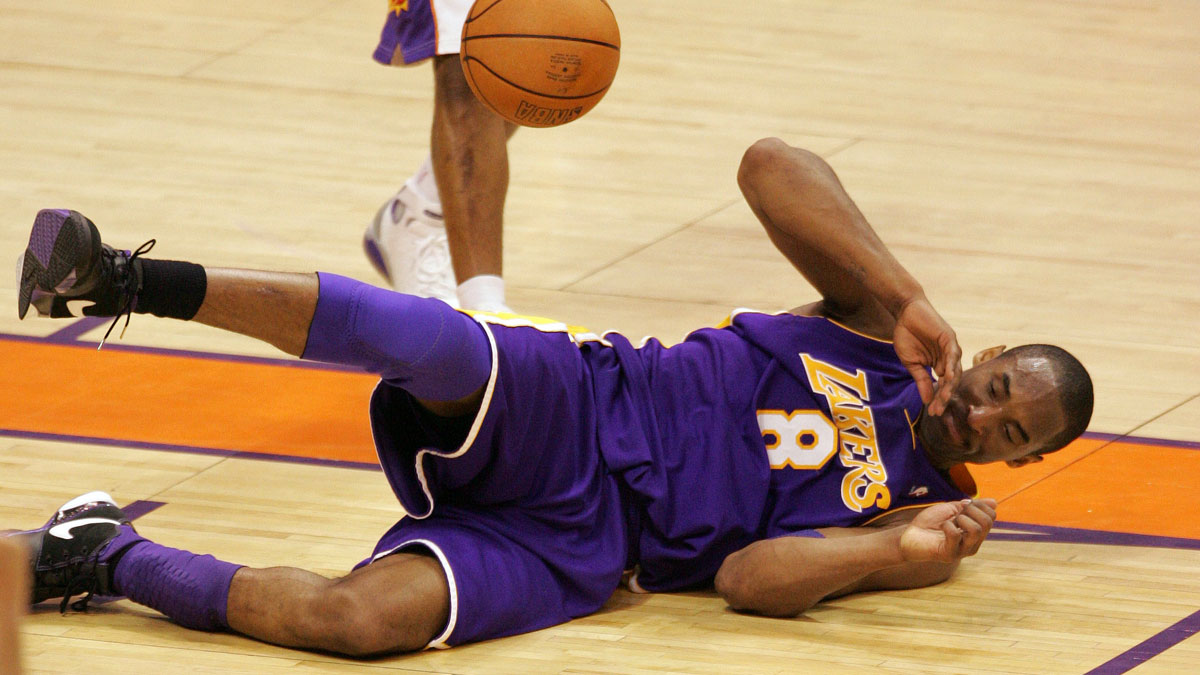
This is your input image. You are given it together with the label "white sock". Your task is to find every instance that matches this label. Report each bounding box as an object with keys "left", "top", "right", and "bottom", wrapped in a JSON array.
[
  {"left": 457, "top": 275, "right": 511, "bottom": 313},
  {"left": 410, "top": 155, "right": 441, "bottom": 207}
]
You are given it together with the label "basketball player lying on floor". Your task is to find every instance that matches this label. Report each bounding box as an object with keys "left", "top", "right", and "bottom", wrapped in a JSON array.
[{"left": 11, "top": 138, "right": 1093, "bottom": 655}]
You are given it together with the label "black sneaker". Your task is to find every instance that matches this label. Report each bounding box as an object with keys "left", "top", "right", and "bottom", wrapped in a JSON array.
[
  {"left": 17, "top": 209, "right": 154, "bottom": 344},
  {"left": 7, "top": 492, "right": 132, "bottom": 612}
]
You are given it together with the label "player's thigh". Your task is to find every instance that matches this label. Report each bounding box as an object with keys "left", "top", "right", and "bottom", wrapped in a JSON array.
[{"left": 321, "top": 551, "right": 450, "bottom": 655}]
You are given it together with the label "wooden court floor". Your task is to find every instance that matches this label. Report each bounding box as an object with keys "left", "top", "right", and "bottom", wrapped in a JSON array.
[{"left": 1, "top": 0, "right": 1198, "bottom": 673}]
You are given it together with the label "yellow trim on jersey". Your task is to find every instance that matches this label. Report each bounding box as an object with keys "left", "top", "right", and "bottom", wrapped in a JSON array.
[
  {"left": 723, "top": 308, "right": 894, "bottom": 344},
  {"left": 464, "top": 309, "right": 610, "bottom": 346},
  {"left": 904, "top": 408, "right": 918, "bottom": 450},
  {"left": 820, "top": 316, "right": 893, "bottom": 344}
]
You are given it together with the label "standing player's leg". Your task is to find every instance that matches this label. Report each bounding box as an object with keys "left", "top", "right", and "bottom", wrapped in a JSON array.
[
  {"left": 429, "top": 55, "right": 518, "bottom": 313},
  {"left": 0, "top": 537, "right": 28, "bottom": 675},
  {"left": 365, "top": 1, "right": 517, "bottom": 314}
]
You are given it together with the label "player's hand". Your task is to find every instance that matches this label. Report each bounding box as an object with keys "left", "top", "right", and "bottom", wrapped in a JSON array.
[
  {"left": 899, "top": 499, "right": 997, "bottom": 563},
  {"left": 892, "top": 297, "right": 961, "bottom": 416}
]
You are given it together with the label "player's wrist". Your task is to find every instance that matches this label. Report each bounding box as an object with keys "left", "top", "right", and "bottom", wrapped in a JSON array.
[{"left": 882, "top": 281, "right": 928, "bottom": 319}]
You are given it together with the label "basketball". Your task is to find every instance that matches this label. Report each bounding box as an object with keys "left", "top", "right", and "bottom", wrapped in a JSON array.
[{"left": 460, "top": 0, "right": 621, "bottom": 128}]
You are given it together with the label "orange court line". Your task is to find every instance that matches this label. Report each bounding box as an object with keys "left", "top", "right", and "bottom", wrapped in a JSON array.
[
  {"left": 3, "top": 335, "right": 1198, "bottom": 540},
  {"left": 0, "top": 338, "right": 380, "bottom": 465}
]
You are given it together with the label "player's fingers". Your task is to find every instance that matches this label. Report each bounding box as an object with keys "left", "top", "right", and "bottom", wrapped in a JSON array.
[
  {"left": 959, "top": 505, "right": 994, "bottom": 555},
  {"left": 956, "top": 512, "right": 984, "bottom": 540},
  {"left": 940, "top": 519, "right": 962, "bottom": 559},
  {"left": 942, "top": 336, "right": 963, "bottom": 381},
  {"left": 961, "top": 503, "right": 995, "bottom": 534},
  {"left": 930, "top": 336, "right": 961, "bottom": 412},
  {"left": 971, "top": 498, "right": 998, "bottom": 521},
  {"left": 929, "top": 379, "right": 952, "bottom": 416},
  {"left": 908, "top": 366, "right": 935, "bottom": 405},
  {"left": 932, "top": 364, "right": 958, "bottom": 411}
]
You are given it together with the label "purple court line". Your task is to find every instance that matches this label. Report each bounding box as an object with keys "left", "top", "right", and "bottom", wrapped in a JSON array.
[
  {"left": 1081, "top": 430, "right": 1200, "bottom": 451},
  {"left": 121, "top": 499, "right": 166, "bottom": 521},
  {"left": 990, "top": 521, "right": 1200, "bottom": 550},
  {"left": 0, "top": 427, "right": 380, "bottom": 472},
  {"left": 43, "top": 316, "right": 108, "bottom": 343},
  {"left": 1083, "top": 609, "right": 1200, "bottom": 674},
  {"left": 991, "top": 521, "right": 1200, "bottom": 673}
]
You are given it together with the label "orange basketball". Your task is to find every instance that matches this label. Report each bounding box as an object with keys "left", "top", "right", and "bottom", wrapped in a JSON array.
[{"left": 460, "top": 0, "right": 620, "bottom": 128}]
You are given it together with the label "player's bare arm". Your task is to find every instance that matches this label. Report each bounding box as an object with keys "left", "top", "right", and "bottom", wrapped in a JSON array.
[
  {"left": 714, "top": 498, "right": 997, "bottom": 617},
  {"left": 737, "top": 138, "right": 962, "bottom": 413}
]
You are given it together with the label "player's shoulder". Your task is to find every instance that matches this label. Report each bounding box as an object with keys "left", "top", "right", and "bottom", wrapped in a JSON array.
[
  {"left": 788, "top": 299, "right": 896, "bottom": 341},
  {"left": 722, "top": 305, "right": 892, "bottom": 346}
]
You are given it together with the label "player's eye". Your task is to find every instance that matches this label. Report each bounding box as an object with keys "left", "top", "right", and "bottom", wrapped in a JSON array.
[{"left": 989, "top": 381, "right": 997, "bottom": 400}]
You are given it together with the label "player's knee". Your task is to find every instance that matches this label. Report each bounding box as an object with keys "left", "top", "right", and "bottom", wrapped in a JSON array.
[
  {"left": 305, "top": 585, "right": 431, "bottom": 656},
  {"left": 433, "top": 56, "right": 491, "bottom": 119}
]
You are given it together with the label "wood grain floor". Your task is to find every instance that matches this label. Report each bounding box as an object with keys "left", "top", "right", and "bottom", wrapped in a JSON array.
[{"left": 1, "top": 0, "right": 1198, "bottom": 672}]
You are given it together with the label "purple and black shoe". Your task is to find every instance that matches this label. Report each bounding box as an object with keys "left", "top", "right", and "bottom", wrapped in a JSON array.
[
  {"left": 16, "top": 209, "right": 153, "bottom": 343},
  {"left": 5, "top": 492, "right": 132, "bottom": 612}
]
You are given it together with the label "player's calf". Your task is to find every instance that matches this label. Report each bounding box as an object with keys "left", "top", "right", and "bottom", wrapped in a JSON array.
[{"left": 228, "top": 553, "right": 449, "bottom": 656}]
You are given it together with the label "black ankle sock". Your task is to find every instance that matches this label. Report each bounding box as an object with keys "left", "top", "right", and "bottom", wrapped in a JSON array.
[{"left": 135, "top": 259, "right": 207, "bottom": 320}]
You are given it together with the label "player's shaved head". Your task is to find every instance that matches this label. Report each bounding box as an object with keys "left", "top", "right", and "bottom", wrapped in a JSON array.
[{"left": 1002, "top": 344, "right": 1093, "bottom": 454}]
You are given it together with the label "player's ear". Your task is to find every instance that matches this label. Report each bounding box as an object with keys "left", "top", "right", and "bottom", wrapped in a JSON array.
[
  {"left": 972, "top": 345, "right": 1007, "bottom": 366},
  {"left": 1005, "top": 454, "right": 1044, "bottom": 468}
]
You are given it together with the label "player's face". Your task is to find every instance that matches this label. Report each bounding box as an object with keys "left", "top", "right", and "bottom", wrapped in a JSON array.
[{"left": 918, "top": 353, "right": 1069, "bottom": 469}]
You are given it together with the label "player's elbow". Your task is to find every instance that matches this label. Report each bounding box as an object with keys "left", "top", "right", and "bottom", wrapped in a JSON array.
[
  {"left": 715, "top": 557, "right": 812, "bottom": 618},
  {"left": 738, "top": 137, "right": 788, "bottom": 189},
  {"left": 738, "top": 139, "right": 832, "bottom": 200},
  {"left": 713, "top": 559, "right": 744, "bottom": 607}
]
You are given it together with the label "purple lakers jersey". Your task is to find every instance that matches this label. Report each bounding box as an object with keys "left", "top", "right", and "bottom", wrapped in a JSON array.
[{"left": 583, "top": 310, "right": 972, "bottom": 592}]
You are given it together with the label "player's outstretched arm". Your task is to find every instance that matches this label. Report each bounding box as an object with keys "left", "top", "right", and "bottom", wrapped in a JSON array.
[
  {"left": 737, "top": 138, "right": 961, "bottom": 413},
  {"left": 714, "top": 499, "right": 997, "bottom": 617}
]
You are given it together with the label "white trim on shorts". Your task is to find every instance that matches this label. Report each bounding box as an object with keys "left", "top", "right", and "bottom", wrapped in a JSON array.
[{"left": 373, "top": 318, "right": 500, "bottom": 520}]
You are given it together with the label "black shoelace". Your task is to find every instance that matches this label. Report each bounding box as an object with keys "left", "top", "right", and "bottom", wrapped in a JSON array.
[
  {"left": 59, "top": 573, "right": 99, "bottom": 614},
  {"left": 98, "top": 239, "right": 156, "bottom": 350}
]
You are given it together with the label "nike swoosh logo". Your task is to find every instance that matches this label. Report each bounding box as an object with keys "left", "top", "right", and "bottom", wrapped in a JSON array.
[
  {"left": 65, "top": 299, "right": 96, "bottom": 316},
  {"left": 47, "top": 517, "right": 121, "bottom": 540}
]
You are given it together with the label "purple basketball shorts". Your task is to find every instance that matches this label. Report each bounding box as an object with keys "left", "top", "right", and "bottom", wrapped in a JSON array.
[{"left": 357, "top": 320, "right": 629, "bottom": 648}]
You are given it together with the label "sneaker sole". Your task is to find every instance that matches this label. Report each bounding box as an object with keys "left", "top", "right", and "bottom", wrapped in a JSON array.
[{"left": 17, "top": 210, "right": 97, "bottom": 319}]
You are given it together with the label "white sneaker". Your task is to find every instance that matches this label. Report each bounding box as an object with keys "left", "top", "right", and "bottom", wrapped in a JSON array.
[{"left": 363, "top": 179, "right": 459, "bottom": 307}]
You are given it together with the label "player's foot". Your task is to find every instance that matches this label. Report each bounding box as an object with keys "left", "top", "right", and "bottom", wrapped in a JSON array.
[
  {"left": 363, "top": 180, "right": 459, "bottom": 308},
  {"left": 17, "top": 209, "right": 154, "bottom": 343},
  {"left": 5, "top": 492, "right": 131, "bottom": 611}
]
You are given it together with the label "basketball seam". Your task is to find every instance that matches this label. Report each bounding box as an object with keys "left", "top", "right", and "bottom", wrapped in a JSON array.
[
  {"left": 461, "top": 34, "right": 620, "bottom": 50},
  {"left": 462, "top": 57, "right": 613, "bottom": 100}
]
